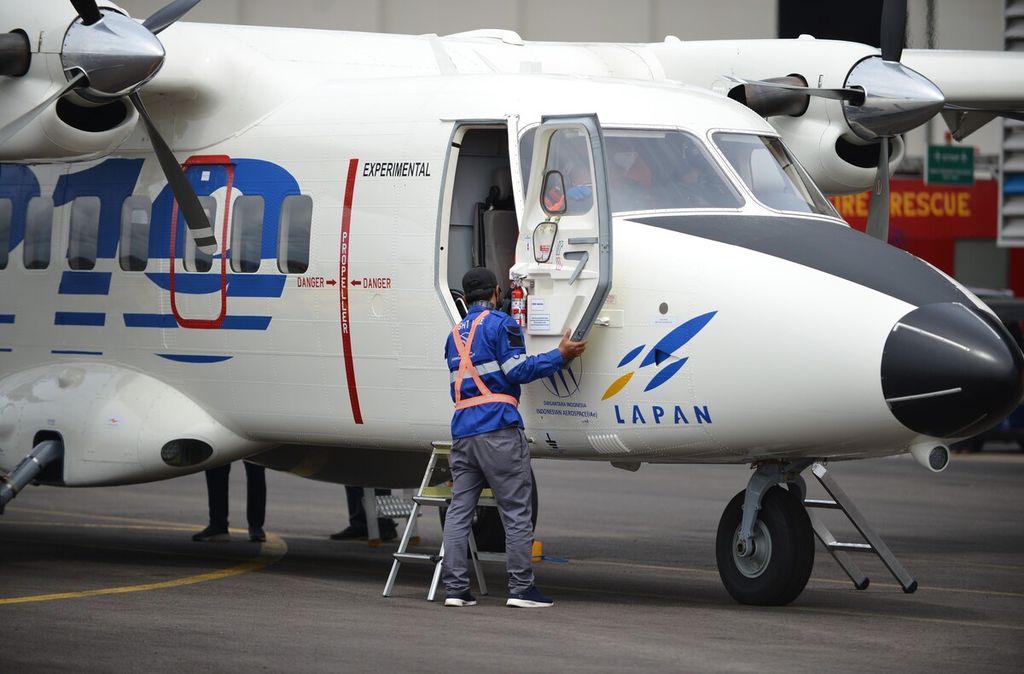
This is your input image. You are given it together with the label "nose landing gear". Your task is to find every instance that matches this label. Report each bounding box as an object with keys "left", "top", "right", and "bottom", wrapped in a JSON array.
[
  {"left": 717, "top": 483, "right": 814, "bottom": 606},
  {"left": 715, "top": 460, "right": 918, "bottom": 605}
]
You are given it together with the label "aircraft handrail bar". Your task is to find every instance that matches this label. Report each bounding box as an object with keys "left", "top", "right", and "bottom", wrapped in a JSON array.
[
  {"left": 828, "top": 542, "right": 874, "bottom": 552},
  {"left": 803, "top": 498, "right": 841, "bottom": 509}
]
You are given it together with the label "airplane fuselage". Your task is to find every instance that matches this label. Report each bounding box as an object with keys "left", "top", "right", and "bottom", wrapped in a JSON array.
[{"left": 1, "top": 15, "right": 1021, "bottom": 489}]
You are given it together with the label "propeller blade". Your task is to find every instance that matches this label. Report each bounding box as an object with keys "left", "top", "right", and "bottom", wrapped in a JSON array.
[
  {"left": 129, "top": 92, "right": 217, "bottom": 255},
  {"left": 70, "top": 0, "right": 102, "bottom": 26},
  {"left": 880, "top": 0, "right": 907, "bottom": 62},
  {"left": 944, "top": 104, "right": 1024, "bottom": 123},
  {"left": 143, "top": 0, "right": 203, "bottom": 36},
  {"left": 724, "top": 76, "right": 864, "bottom": 103},
  {"left": 0, "top": 73, "right": 85, "bottom": 145},
  {"left": 865, "top": 137, "right": 891, "bottom": 242}
]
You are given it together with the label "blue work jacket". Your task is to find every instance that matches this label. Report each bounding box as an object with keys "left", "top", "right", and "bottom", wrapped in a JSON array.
[{"left": 445, "top": 304, "right": 565, "bottom": 439}]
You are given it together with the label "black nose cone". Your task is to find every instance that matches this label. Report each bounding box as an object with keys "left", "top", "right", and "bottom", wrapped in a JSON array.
[{"left": 882, "top": 303, "right": 1024, "bottom": 438}]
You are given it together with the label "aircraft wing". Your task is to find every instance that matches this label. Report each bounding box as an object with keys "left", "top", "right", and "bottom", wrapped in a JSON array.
[
  {"left": 901, "top": 49, "right": 1024, "bottom": 140},
  {"left": 901, "top": 50, "right": 1024, "bottom": 110}
]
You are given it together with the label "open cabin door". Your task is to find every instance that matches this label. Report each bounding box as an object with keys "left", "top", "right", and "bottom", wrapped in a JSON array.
[{"left": 511, "top": 114, "right": 612, "bottom": 346}]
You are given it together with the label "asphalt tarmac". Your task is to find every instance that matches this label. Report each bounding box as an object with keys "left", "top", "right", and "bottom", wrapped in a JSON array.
[{"left": 2, "top": 450, "right": 1022, "bottom": 673}]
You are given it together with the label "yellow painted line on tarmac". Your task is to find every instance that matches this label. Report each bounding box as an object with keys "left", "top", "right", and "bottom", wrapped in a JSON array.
[
  {"left": 12, "top": 507, "right": 206, "bottom": 529},
  {"left": 0, "top": 525, "right": 287, "bottom": 606}
]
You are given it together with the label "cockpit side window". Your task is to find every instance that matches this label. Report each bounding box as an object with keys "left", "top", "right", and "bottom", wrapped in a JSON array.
[
  {"left": 604, "top": 130, "right": 743, "bottom": 212},
  {"left": 714, "top": 133, "right": 839, "bottom": 218},
  {"left": 521, "top": 127, "right": 743, "bottom": 214}
]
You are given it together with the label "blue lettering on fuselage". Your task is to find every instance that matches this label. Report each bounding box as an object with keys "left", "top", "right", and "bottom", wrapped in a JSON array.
[
  {"left": 2, "top": 158, "right": 300, "bottom": 307},
  {"left": 0, "top": 164, "right": 41, "bottom": 251},
  {"left": 613, "top": 404, "right": 713, "bottom": 426},
  {"left": 1, "top": 157, "right": 303, "bottom": 337},
  {"left": 3, "top": 157, "right": 300, "bottom": 266}
]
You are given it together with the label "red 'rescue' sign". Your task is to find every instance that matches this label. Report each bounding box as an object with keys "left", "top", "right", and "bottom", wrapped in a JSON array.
[{"left": 829, "top": 178, "right": 998, "bottom": 238}]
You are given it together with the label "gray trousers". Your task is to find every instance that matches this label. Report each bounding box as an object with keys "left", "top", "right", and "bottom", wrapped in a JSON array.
[{"left": 441, "top": 427, "right": 535, "bottom": 594}]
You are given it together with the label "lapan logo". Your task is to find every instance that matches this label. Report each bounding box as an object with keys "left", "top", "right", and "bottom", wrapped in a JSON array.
[
  {"left": 603, "top": 311, "right": 716, "bottom": 426},
  {"left": 602, "top": 311, "right": 716, "bottom": 400}
]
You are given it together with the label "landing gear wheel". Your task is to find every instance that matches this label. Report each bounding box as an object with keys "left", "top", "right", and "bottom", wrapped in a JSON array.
[
  {"left": 716, "top": 485, "right": 814, "bottom": 606},
  {"left": 439, "top": 470, "right": 540, "bottom": 553}
]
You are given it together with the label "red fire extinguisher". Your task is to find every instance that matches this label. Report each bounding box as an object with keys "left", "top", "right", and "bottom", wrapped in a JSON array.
[{"left": 511, "top": 281, "right": 527, "bottom": 328}]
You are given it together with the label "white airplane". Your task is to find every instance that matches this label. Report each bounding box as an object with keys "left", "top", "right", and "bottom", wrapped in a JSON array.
[{"left": 2, "top": 0, "right": 1023, "bottom": 606}]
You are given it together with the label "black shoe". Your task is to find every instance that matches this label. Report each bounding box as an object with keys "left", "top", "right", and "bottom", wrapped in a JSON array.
[
  {"left": 506, "top": 585, "right": 554, "bottom": 608},
  {"left": 381, "top": 528, "right": 398, "bottom": 542},
  {"left": 329, "top": 526, "right": 368, "bottom": 540},
  {"left": 192, "top": 524, "right": 229, "bottom": 542},
  {"left": 248, "top": 527, "right": 266, "bottom": 542},
  {"left": 444, "top": 589, "right": 477, "bottom": 607}
]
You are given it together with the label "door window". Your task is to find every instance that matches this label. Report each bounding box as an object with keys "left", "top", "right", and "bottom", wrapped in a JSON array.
[{"left": 543, "top": 129, "right": 594, "bottom": 215}]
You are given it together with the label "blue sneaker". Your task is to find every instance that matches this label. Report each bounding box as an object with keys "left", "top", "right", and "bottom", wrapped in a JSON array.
[
  {"left": 506, "top": 585, "right": 554, "bottom": 608},
  {"left": 443, "top": 590, "right": 477, "bottom": 607}
]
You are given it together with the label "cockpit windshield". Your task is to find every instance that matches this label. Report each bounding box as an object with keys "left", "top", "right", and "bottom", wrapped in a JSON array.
[
  {"left": 713, "top": 133, "right": 839, "bottom": 218},
  {"left": 519, "top": 127, "right": 744, "bottom": 215},
  {"left": 603, "top": 129, "right": 744, "bottom": 213}
]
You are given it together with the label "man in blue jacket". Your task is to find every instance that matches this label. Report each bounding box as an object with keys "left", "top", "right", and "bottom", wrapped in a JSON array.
[{"left": 442, "top": 267, "right": 587, "bottom": 608}]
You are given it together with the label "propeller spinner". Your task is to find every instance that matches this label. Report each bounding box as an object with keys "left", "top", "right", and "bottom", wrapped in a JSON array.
[{"left": 0, "top": 0, "right": 215, "bottom": 255}]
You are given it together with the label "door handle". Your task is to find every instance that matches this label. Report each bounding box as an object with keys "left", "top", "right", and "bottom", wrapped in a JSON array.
[{"left": 564, "top": 250, "right": 589, "bottom": 286}]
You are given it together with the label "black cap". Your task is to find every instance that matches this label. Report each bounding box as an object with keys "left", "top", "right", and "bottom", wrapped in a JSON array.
[{"left": 462, "top": 267, "right": 498, "bottom": 295}]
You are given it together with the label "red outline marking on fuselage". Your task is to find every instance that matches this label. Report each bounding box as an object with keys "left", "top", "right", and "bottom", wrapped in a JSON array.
[
  {"left": 340, "top": 158, "right": 363, "bottom": 424},
  {"left": 169, "top": 155, "right": 234, "bottom": 329}
]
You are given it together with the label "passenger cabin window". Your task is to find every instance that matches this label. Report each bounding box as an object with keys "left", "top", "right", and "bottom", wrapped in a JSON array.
[
  {"left": 23, "top": 197, "right": 53, "bottom": 270},
  {"left": 278, "top": 194, "right": 312, "bottom": 274},
  {"left": 714, "top": 133, "right": 838, "bottom": 217},
  {"left": 183, "top": 196, "right": 217, "bottom": 272},
  {"left": 120, "top": 196, "right": 151, "bottom": 271},
  {"left": 68, "top": 196, "right": 100, "bottom": 270},
  {"left": 230, "top": 195, "right": 264, "bottom": 273},
  {"left": 544, "top": 129, "right": 594, "bottom": 216},
  {"left": 0, "top": 198, "right": 11, "bottom": 269}
]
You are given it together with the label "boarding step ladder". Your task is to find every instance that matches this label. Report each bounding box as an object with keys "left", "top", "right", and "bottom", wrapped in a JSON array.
[
  {"left": 382, "top": 441, "right": 504, "bottom": 600},
  {"left": 802, "top": 462, "right": 917, "bottom": 593},
  {"left": 363, "top": 489, "right": 419, "bottom": 548}
]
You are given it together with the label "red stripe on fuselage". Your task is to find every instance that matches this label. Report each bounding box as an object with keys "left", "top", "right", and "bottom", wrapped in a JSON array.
[{"left": 340, "top": 159, "right": 363, "bottom": 424}]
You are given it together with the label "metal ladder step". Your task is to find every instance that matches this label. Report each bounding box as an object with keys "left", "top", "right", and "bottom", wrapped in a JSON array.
[
  {"left": 393, "top": 552, "right": 441, "bottom": 564},
  {"left": 804, "top": 462, "right": 917, "bottom": 594}
]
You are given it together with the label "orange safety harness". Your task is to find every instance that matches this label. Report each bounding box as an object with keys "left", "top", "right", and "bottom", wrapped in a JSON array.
[{"left": 451, "top": 310, "right": 520, "bottom": 410}]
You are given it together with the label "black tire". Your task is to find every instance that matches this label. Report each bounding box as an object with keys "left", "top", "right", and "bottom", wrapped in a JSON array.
[
  {"left": 439, "top": 470, "right": 540, "bottom": 554},
  {"left": 715, "top": 485, "right": 815, "bottom": 606}
]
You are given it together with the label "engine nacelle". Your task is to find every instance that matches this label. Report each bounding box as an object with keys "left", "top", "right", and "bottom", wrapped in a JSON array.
[
  {"left": 651, "top": 37, "right": 909, "bottom": 195},
  {"left": 0, "top": 1, "right": 140, "bottom": 161},
  {"left": 0, "top": 363, "right": 265, "bottom": 486},
  {"left": 771, "top": 113, "right": 905, "bottom": 195}
]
